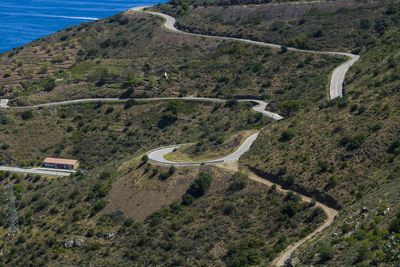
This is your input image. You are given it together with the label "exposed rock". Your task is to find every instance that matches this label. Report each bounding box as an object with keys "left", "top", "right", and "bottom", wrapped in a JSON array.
[
  {"left": 74, "top": 238, "right": 85, "bottom": 247},
  {"left": 63, "top": 240, "right": 74, "bottom": 249},
  {"left": 104, "top": 232, "right": 117, "bottom": 240},
  {"left": 384, "top": 207, "right": 390, "bottom": 215}
]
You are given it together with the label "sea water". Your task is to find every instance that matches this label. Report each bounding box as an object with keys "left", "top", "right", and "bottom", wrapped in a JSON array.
[{"left": 0, "top": 0, "right": 163, "bottom": 53}]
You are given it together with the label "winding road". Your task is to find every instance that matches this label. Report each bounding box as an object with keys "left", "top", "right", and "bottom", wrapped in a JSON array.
[
  {"left": 0, "top": 6, "right": 359, "bottom": 265},
  {"left": 127, "top": 6, "right": 353, "bottom": 266},
  {"left": 130, "top": 7, "right": 359, "bottom": 100}
]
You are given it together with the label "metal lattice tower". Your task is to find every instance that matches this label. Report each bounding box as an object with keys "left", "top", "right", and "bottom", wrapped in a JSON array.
[{"left": 6, "top": 184, "right": 19, "bottom": 234}]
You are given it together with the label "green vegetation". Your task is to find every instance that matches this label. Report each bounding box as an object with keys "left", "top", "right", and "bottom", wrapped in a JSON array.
[
  {"left": 153, "top": 0, "right": 392, "bottom": 52},
  {"left": 0, "top": 0, "right": 399, "bottom": 266},
  {"left": 0, "top": 11, "right": 342, "bottom": 113},
  {"left": 0, "top": 100, "right": 261, "bottom": 168}
]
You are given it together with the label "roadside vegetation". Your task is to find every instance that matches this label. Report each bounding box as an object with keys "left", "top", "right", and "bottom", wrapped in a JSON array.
[
  {"left": 0, "top": 0, "right": 399, "bottom": 266},
  {"left": 0, "top": 100, "right": 264, "bottom": 168},
  {"left": 0, "top": 11, "right": 342, "bottom": 112},
  {"left": 152, "top": 0, "right": 390, "bottom": 52}
]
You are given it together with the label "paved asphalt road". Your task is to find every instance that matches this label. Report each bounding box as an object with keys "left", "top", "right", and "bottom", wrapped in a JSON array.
[
  {"left": 148, "top": 132, "right": 260, "bottom": 166},
  {"left": 0, "top": 166, "right": 71, "bottom": 177},
  {"left": 1, "top": 97, "right": 283, "bottom": 121},
  {"left": 130, "top": 7, "right": 359, "bottom": 99}
]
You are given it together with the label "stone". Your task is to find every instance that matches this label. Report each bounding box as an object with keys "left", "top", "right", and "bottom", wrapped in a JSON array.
[
  {"left": 384, "top": 208, "right": 390, "bottom": 215},
  {"left": 63, "top": 240, "right": 74, "bottom": 249},
  {"left": 73, "top": 238, "right": 85, "bottom": 247},
  {"left": 104, "top": 232, "right": 116, "bottom": 240}
]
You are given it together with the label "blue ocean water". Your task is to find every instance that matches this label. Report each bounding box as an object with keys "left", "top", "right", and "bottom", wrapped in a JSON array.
[{"left": 0, "top": 0, "right": 164, "bottom": 53}]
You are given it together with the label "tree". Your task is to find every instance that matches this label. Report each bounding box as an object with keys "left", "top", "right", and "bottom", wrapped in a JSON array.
[
  {"left": 318, "top": 241, "right": 335, "bottom": 262},
  {"left": 280, "top": 100, "right": 301, "bottom": 116},
  {"left": 186, "top": 172, "right": 212, "bottom": 198},
  {"left": 359, "top": 19, "right": 370, "bottom": 29},
  {"left": 39, "top": 62, "right": 50, "bottom": 74},
  {"left": 279, "top": 129, "right": 295, "bottom": 142},
  {"left": 21, "top": 110, "right": 33, "bottom": 120},
  {"left": 280, "top": 44, "right": 288, "bottom": 53},
  {"left": 228, "top": 172, "right": 248, "bottom": 191},
  {"left": 44, "top": 78, "right": 56, "bottom": 92}
]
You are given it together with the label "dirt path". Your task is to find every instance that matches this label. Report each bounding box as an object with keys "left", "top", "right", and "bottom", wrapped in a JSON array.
[{"left": 217, "top": 162, "right": 338, "bottom": 266}]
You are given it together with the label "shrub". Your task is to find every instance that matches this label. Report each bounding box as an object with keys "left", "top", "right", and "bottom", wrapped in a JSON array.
[
  {"left": 44, "top": 78, "right": 56, "bottom": 92},
  {"left": 186, "top": 172, "right": 212, "bottom": 198},
  {"left": 181, "top": 194, "right": 194, "bottom": 205},
  {"left": 223, "top": 203, "right": 236, "bottom": 215},
  {"left": 281, "top": 200, "right": 300, "bottom": 217},
  {"left": 280, "top": 100, "right": 301, "bottom": 116},
  {"left": 228, "top": 172, "right": 248, "bottom": 191},
  {"left": 389, "top": 213, "right": 400, "bottom": 233},
  {"left": 13, "top": 184, "right": 24, "bottom": 193},
  {"left": 225, "top": 99, "right": 238, "bottom": 108},
  {"left": 16, "top": 234, "right": 26, "bottom": 245},
  {"left": 35, "top": 200, "right": 49, "bottom": 211},
  {"left": 105, "top": 107, "right": 114, "bottom": 114},
  {"left": 124, "top": 98, "right": 137, "bottom": 109},
  {"left": 21, "top": 110, "right": 34, "bottom": 120},
  {"left": 141, "top": 155, "right": 149, "bottom": 163},
  {"left": 340, "top": 133, "right": 366, "bottom": 150},
  {"left": 279, "top": 129, "right": 295, "bottom": 142},
  {"left": 280, "top": 44, "right": 287, "bottom": 53},
  {"left": 93, "top": 199, "right": 108, "bottom": 213},
  {"left": 49, "top": 206, "right": 60, "bottom": 215},
  {"left": 388, "top": 140, "right": 400, "bottom": 155},
  {"left": 39, "top": 62, "right": 50, "bottom": 74},
  {"left": 360, "top": 19, "right": 370, "bottom": 29},
  {"left": 1, "top": 144, "right": 9, "bottom": 150},
  {"left": 157, "top": 112, "right": 177, "bottom": 129},
  {"left": 159, "top": 166, "right": 176, "bottom": 180},
  {"left": 86, "top": 241, "right": 101, "bottom": 251},
  {"left": 318, "top": 241, "right": 335, "bottom": 262}
]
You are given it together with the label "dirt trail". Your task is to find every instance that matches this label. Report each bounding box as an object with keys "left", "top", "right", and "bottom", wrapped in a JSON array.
[{"left": 217, "top": 162, "right": 338, "bottom": 266}]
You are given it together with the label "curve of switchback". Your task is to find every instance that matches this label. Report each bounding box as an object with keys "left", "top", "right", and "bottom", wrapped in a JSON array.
[{"left": 128, "top": 6, "right": 349, "bottom": 266}]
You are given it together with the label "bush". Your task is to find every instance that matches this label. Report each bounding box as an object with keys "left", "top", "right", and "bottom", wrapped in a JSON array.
[
  {"left": 279, "top": 129, "right": 295, "bottom": 142},
  {"left": 141, "top": 155, "right": 149, "bottom": 163},
  {"left": 389, "top": 213, "right": 400, "bottom": 233},
  {"left": 86, "top": 241, "right": 101, "bottom": 251},
  {"left": 21, "top": 110, "right": 34, "bottom": 120},
  {"left": 318, "top": 241, "right": 335, "bottom": 262},
  {"left": 16, "top": 234, "right": 26, "bottom": 245},
  {"left": 280, "top": 100, "right": 301, "bottom": 116},
  {"left": 186, "top": 172, "right": 212, "bottom": 198},
  {"left": 340, "top": 133, "right": 366, "bottom": 150},
  {"left": 105, "top": 107, "right": 114, "bottom": 114},
  {"left": 225, "top": 99, "right": 238, "bottom": 108},
  {"left": 181, "top": 194, "right": 194, "bottom": 205},
  {"left": 13, "top": 184, "right": 24, "bottom": 193},
  {"left": 228, "top": 172, "right": 248, "bottom": 191},
  {"left": 44, "top": 78, "right": 56, "bottom": 92},
  {"left": 388, "top": 140, "right": 400, "bottom": 155},
  {"left": 124, "top": 98, "right": 137, "bottom": 109},
  {"left": 93, "top": 199, "right": 108, "bottom": 213},
  {"left": 159, "top": 166, "right": 176, "bottom": 180}
]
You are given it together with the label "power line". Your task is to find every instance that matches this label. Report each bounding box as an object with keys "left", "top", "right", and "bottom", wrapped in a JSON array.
[{"left": 6, "top": 184, "right": 19, "bottom": 234}]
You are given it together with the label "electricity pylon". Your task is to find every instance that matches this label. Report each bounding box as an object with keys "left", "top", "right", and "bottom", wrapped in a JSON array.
[{"left": 6, "top": 184, "right": 19, "bottom": 234}]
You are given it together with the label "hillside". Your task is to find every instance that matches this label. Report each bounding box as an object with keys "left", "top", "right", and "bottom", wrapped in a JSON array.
[
  {"left": 0, "top": 11, "right": 343, "bottom": 112},
  {"left": 152, "top": 0, "right": 385, "bottom": 51},
  {"left": 0, "top": 0, "right": 399, "bottom": 266}
]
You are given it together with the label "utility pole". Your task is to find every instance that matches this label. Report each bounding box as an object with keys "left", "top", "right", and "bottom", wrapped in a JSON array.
[{"left": 6, "top": 184, "right": 19, "bottom": 234}]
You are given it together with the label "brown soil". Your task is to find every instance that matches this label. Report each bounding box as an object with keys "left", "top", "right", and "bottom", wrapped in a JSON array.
[{"left": 104, "top": 165, "right": 233, "bottom": 220}]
